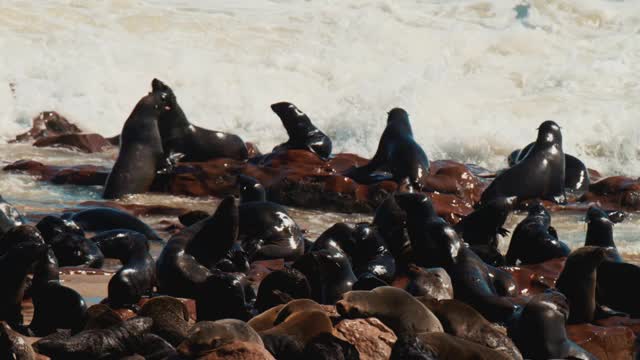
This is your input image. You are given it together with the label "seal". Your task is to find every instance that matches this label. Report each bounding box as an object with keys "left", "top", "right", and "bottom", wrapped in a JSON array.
[
  {"left": 255, "top": 268, "right": 311, "bottom": 313},
  {"left": 176, "top": 319, "right": 263, "bottom": 358},
  {"left": 196, "top": 271, "right": 255, "bottom": 322},
  {"left": 28, "top": 238, "right": 88, "bottom": 337},
  {"left": 596, "top": 261, "right": 640, "bottom": 318},
  {"left": 505, "top": 202, "right": 570, "bottom": 265},
  {"left": 138, "top": 296, "right": 190, "bottom": 346},
  {"left": 481, "top": 120, "right": 566, "bottom": 204},
  {"left": 237, "top": 176, "right": 305, "bottom": 261},
  {"left": 63, "top": 207, "right": 163, "bottom": 242},
  {"left": 35, "top": 215, "right": 104, "bottom": 268},
  {"left": 555, "top": 246, "right": 608, "bottom": 324},
  {"left": 0, "top": 195, "right": 25, "bottom": 236},
  {"left": 584, "top": 205, "right": 622, "bottom": 262},
  {"left": 344, "top": 108, "right": 430, "bottom": 188},
  {"left": 261, "top": 334, "right": 303, "bottom": 360},
  {"left": 33, "top": 317, "right": 156, "bottom": 359},
  {"left": 269, "top": 102, "right": 332, "bottom": 159},
  {"left": 92, "top": 231, "right": 155, "bottom": 308},
  {"left": 454, "top": 196, "right": 514, "bottom": 266},
  {"left": 156, "top": 196, "right": 241, "bottom": 297},
  {"left": 103, "top": 89, "right": 168, "bottom": 199},
  {"left": 509, "top": 142, "right": 590, "bottom": 193},
  {"left": 394, "top": 192, "right": 520, "bottom": 323},
  {"left": 419, "top": 298, "right": 522, "bottom": 360},
  {"left": 292, "top": 247, "right": 357, "bottom": 304},
  {"left": 371, "top": 194, "right": 412, "bottom": 267},
  {"left": 0, "top": 226, "right": 48, "bottom": 329},
  {"left": 273, "top": 299, "right": 325, "bottom": 326},
  {"left": 336, "top": 286, "right": 444, "bottom": 336},
  {"left": 0, "top": 321, "right": 37, "bottom": 360},
  {"left": 405, "top": 265, "right": 453, "bottom": 300},
  {"left": 509, "top": 290, "right": 597, "bottom": 360},
  {"left": 151, "top": 78, "right": 249, "bottom": 161},
  {"left": 260, "top": 310, "right": 334, "bottom": 345}
]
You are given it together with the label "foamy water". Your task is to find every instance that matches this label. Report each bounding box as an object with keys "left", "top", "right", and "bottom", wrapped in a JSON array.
[{"left": 2, "top": 0, "right": 640, "bottom": 174}]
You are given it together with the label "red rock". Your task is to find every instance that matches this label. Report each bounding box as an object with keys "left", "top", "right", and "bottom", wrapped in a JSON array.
[
  {"left": 501, "top": 257, "right": 566, "bottom": 296},
  {"left": 11, "top": 112, "right": 82, "bottom": 143},
  {"left": 245, "top": 142, "right": 262, "bottom": 158},
  {"left": 334, "top": 318, "right": 397, "bottom": 360},
  {"left": 3, "top": 160, "right": 108, "bottom": 186},
  {"left": 33, "top": 133, "right": 112, "bottom": 153},
  {"left": 193, "top": 341, "right": 275, "bottom": 360},
  {"left": 567, "top": 323, "right": 635, "bottom": 360}
]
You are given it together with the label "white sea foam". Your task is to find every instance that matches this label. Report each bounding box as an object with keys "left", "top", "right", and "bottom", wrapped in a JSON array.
[{"left": 1, "top": 0, "right": 640, "bottom": 176}]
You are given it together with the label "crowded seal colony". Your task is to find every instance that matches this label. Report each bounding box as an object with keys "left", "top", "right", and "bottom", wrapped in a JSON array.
[{"left": 2, "top": 79, "right": 640, "bottom": 359}]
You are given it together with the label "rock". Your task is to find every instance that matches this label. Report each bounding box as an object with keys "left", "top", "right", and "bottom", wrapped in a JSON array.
[
  {"left": 246, "top": 142, "right": 262, "bottom": 158},
  {"left": 3, "top": 160, "right": 108, "bottom": 186},
  {"left": 501, "top": 257, "right": 566, "bottom": 296},
  {"left": 580, "top": 176, "right": 640, "bottom": 211},
  {"left": 11, "top": 112, "right": 81, "bottom": 143},
  {"left": 334, "top": 318, "right": 397, "bottom": 360},
  {"left": 33, "top": 133, "right": 112, "bottom": 153},
  {"left": 566, "top": 323, "right": 635, "bottom": 360},
  {"left": 194, "top": 341, "right": 276, "bottom": 360}
]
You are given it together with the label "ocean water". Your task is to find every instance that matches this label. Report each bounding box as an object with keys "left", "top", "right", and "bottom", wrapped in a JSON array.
[{"left": 1, "top": 1, "right": 640, "bottom": 259}]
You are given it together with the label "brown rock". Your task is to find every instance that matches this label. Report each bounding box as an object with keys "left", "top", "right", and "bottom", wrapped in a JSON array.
[
  {"left": 567, "top": 323, "right": 635, "bottom": 360},
  {"left": 194, "top": 341, "right": 275, "bottom": 360},
  {"left": 3, "top": 160, "right": 108, "bottom": 186},
  {"left": 334, "top": 318, "right": 397, "bottom": 360},
  {"left": 11, "top": 111, "right": 81, "bottom": 143},
  {"left": 33, "top": 133, "right": 112, "bottom": 153},
  {"left": 501, "top": 257, "right": 566, "bottom": 296}
]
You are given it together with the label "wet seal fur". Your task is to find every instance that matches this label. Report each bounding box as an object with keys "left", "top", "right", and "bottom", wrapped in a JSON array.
[
  {"left": 584, "top": 205, "right": 622, "bottom": 262},
  {"left": 63, "top": 207, "right": 163, "bottom": 242},
  {"left": 103, "top": 90, "right": 168, "bottom": 199},
  {"left": 177, "top": 319, "right": 263, "bottom": 357},
  {"left": 481, "top": 120, "right": 566, "bottom": 204},
  {"left": 36, "top": 215, "right": 104, "bottom": 268},
  {"left": 336, "top": 286, "right": 443, "bottom": 335},
  {"left": 0, "top": 195, "right": 26, "bottom": 236},
  {"left": 151, "top": 79, "right": 249, "bottom": 161},
  {"left": 269, "top": 102, "right": 332, "bottom": 159},
  {"left": 292, "top": 247, "right": 357, "bottom": 304},
  {"left": 345, "top": 108, "right": 430, "bottom": 188},
  {"left": 505, "top": 202, "right": 570, "bottom": 265}
]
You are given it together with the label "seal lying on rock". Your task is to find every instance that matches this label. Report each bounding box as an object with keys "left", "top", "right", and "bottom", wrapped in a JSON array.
[{"left": 337, "top": 286, "right": 443, "bottom": 336}]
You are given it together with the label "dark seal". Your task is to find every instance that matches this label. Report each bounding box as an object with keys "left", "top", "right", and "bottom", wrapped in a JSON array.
[
  {"left": 481, "top": 120, "right": 566, "bottom": 204},
  {"left": 64, "top": 207, "right": 163, "bottom": 241},
  {"left": 292, "top": 247, "right": 357, "bottom": 305},
  {"left": 103, "top": 89, "right": 168, "bottom": 199},
  {"left": 509, "top": 142, "right": 590, "bottom": 193},
  {"left": 345, "top": 108, "right": 430, "bottom": 188},
  {"left": 505, "top": 202, "right": 570, "bottom": 265},
  {"left": 584, "top": 205, "right": 622, "bottom": 262},
  {"left": 35, "top": 215, "right": 104, "bottom": 268},
  {"left": 151, "top": 79, "right": 249, "bottom": 161},
  {"left": 0, "top": 195, "right": 25, "bottom": 236},
  {"left": 270, "top": 102, "right": 332, "bottom": 159}
]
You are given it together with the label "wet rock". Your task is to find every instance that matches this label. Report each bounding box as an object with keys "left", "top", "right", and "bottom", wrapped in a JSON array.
[
  {"left": 566, "top": 323, "right": 635, "bottom": 360},
  {"left": 501, "top": 257, "right": 565, "bottom": 296},
  {"left": 580, "top": 176, "right": 640, "bottom": 211},
  {"left": 73, "top": 201, "right": 187, "bottom": 217},
  {"left": 33, "top": 133, "right": 112, "bottom": 153},
  {"left": 334, "top": 318, "right": 397, "bottom": 360},
  {"left": 3, "top": 160, "right": 108, "bottom": 186},
  {"left": 11, "top": 112, "right": 81, "bottom": 143}
]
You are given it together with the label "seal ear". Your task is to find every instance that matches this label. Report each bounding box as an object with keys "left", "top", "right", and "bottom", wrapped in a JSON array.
[{"left": 151, "top": 78, "right": 171, "bottom": 93}]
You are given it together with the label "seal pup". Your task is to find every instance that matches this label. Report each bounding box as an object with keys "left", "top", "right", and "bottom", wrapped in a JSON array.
[
  {"left": 270, "top": 102, "right": 332, "bottom": 159},
  {"left": 481, "top": 120, "right": 566, "bottom": 204},
  {"left": 0, "top": 226, "right": 49, "bottom": 328},
  {"left": 454, "top": 196, "right": 515, "bottom": 266},
  {"left": 237, "top": 175, "right": 305, "bottom": 261},
  {"left": 138, "top": 296, "right": 190, "bottom": 346},
  {"left": 302, "top": 333, "right": 360, "bottom": 360},
  {"left": 345, "top": 108, "right": 430, "bottom": 188},
  {"left": 509, "top": 142, "right": 590, "bottom": 194},
  {"left": 255, "top": 268, "right": 311, "bottom": 313},
  {"left": 292, "top": 247, "right": 357, "bottom": 305},
  {"left": 405, "top": 265, "right": 453, "bottom": 300},
  {"left": 35, "top": 215, "right": 104, "bottom": 268},
  {"left": 394, "top": 192, "right": 520, "bottom": 323},
  {"left": 509, "top": 290, "right": 597, "bottom": 360},
  {"left": 505, "top": 202, "right": 570, "bottom": 265},
  {"left": 92, "top": 231, "right": 155, "bottom": 308},
  {"left": 390, "top": 335, "right": 438, "bottom": 360},
  {"left": 156, "top": 196, "right": 240, "bottom": 297},
  {"left": 555, "top": 246, "right": 608, "bottom": 324},
  {"left": 336, "top": 286, "right": 443, "bottom": 335},
  {"left": 196, "top": 271, "right": 255, "bottom": 321},
  {"left": 176, "top": 319, "right": 263, "bottom": 358},
  {"left": 584, "top": 205, "right": 622, "bottom": 262},
  {"left": 151, "top": 78, "right": 249, "bottom": 161},
  {"left": 0, "top": 195, "right": 25, "bottom": 236}
]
